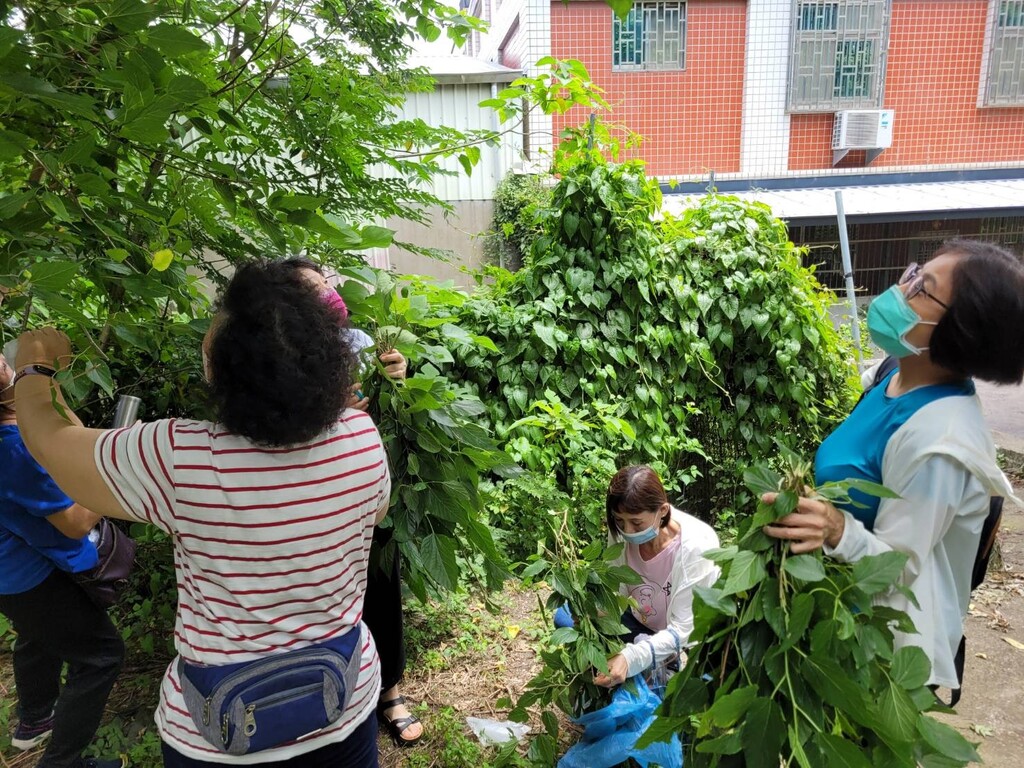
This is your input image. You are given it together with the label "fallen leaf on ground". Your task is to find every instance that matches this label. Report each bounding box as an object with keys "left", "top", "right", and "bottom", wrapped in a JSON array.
[
  {"left": 988, "top": 609, "right": 1011, "bottom": 630},
  {"left": 974, "top": 652, "right": 988, "bottom": 659},
  {"left": 1002, "top": 637, "right": 1024, "bottom": 651},
  {"left": 970, "top": 723, "right": 995, "bottom": 737}
]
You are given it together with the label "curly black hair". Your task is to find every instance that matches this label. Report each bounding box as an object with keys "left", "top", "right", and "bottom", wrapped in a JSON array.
[
  {"left": 929, "top": 239, "right": 1024, "bottom": 385},
  {"left": 206, "top": 259, "right": 358, "bottom": 446},
  {"left": 280, "top": 255, "right": 323, "bottom": 275}
]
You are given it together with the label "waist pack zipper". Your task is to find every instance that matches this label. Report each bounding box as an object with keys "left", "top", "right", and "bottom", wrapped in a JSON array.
[
  {"left": 218, "top": 681, "right": 325, "bottom": 745},
  {"left": 199, "top": 649, "right": 343, "bottom": 729},
  {"left": 207, "top": 648, "right": 343, "bottom": 703}
]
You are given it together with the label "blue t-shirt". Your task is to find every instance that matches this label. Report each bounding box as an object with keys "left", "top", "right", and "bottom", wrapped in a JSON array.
[
  {"left": 814, "top": 370, "right": 975, "bottom": 531},
  {"left": 0, "top": 424, "right": 98, "bottom": 594}
]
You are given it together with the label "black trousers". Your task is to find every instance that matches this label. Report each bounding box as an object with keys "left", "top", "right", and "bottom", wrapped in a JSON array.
[
  {"left": 0, "top": 569, "right": 125, "bottom": 768},
  {"left": 621, "top": 610, "right": 655, "bottom": 644},
  {"left": 362, "top": 527, "right": 406, "bottom": 693},
  {"left": 161, "top": 712, "right": 379, "bottom": 768}
]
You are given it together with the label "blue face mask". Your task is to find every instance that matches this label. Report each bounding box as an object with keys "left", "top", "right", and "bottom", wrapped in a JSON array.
[
  {"left": 866, "top": 285, "right": 938, "bottom": 358},
  {"left": 619, "top": 522, "right": 659, "bottom": 545}
]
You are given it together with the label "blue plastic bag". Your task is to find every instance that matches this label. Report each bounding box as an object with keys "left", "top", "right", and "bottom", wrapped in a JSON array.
[{"left": 557, "top": 675, "right": 683, "bottom": 768}]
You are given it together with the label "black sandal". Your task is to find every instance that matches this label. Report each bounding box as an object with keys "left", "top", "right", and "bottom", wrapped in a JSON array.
[{"left": 377, "top": 695, "right": 423, "bottom": 747}]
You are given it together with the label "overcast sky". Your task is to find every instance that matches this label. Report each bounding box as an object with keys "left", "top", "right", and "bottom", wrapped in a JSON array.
[{"left": 409, "top": 0, "right": 467, "bottom": 57}]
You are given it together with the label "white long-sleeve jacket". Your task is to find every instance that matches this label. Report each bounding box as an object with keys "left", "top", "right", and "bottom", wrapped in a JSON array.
[{"left": 826, "top": 392, "right": 1018, "bottom": 688}]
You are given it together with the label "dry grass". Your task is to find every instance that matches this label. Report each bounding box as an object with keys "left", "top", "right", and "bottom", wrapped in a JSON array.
[{"left": 378, "top": 584, "right": 574, "bottom": 767}]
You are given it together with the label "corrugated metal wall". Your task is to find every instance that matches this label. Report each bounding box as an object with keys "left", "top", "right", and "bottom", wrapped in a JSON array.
[{"left": 379, "top": 83, "right": 523, "bottom": 202}]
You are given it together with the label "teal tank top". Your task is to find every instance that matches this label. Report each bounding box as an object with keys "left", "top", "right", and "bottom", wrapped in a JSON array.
[{"left": 814, "top": 369, "right": 974, "bottom": 531}]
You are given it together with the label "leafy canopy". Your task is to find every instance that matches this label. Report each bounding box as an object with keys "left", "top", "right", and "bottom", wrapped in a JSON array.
[{"left": 0, "top": 0, "right": 485, "bottom": 418}]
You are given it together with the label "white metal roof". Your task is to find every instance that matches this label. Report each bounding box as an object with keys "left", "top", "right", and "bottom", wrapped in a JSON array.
[
  {"left": 662, "top": 178, "right": 1024, "bottom": 222},
  {"left": 407, "top": 55, "right": 522, "bottom": 84}
]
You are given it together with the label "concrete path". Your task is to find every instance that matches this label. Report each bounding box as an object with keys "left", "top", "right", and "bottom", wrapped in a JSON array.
[{"left": 975, "top": 379, "right": 1024, "bottom": 461}]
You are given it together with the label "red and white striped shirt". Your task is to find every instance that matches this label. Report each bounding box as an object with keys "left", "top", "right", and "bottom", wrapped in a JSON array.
[{"left": 94, "top": 410, "right": 390, "bottom": 763}]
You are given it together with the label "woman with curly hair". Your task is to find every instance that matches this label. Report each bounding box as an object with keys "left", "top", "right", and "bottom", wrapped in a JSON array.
[{"left": 11, "top": 259, "right": 391, "bottom": 767}]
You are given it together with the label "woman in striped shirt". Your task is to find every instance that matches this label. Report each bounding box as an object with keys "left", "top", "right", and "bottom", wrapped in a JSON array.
[{"left": 11, "top": 260, "right": 391, "bottom": 767}]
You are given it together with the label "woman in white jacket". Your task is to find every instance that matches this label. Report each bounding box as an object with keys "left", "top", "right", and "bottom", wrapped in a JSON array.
[
  {"left": 763, "top": 239, "right": 1024, "bottom": 692},
  {"left": 594, "top": 465, "right": 720, "bottom": 688}
]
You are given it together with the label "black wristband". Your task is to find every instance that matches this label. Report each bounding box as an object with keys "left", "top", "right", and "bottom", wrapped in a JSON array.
[{"left": 12, "top": 364, "right": 57, "bottom": 386}]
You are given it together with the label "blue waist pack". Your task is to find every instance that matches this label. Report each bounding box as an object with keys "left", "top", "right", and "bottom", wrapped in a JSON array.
[{"left": 177, "top": 625, "right": 363, "bottom": 756}]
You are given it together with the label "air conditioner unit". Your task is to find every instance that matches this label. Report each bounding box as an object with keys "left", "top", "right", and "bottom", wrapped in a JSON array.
[{"left": 831, "top": 109, "right": 894, "bottom": 165}]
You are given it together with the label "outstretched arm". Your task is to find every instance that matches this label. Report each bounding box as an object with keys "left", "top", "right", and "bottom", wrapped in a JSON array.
[{"left": 14, "top": 329, "right": 133, "bottom": 521}]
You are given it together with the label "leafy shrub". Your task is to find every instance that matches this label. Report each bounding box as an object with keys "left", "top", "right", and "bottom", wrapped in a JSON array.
[
  {"left": 660, "top": 195, "right": 859, "bottom": 513},
  {"left": 485, "top": 172, "right": 552, "bottom": 272},
  {"left": 458, "top": 154, "right": 857, "bottom": 524},
  {"left": 459, "top": 157, "right": 697, "bottom": 488},
  {"left": 113, "top": 524, "right": 177, "bottom": 660}
]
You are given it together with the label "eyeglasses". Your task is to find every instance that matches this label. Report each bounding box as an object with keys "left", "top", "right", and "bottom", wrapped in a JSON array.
[{"left": 898, "top": 262, "right": 950, "bottom": 310}]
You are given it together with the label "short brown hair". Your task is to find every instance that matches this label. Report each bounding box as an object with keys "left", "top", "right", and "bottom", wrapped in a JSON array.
[
  {"left": 606, "top": 465, "right": 671, "bottom": 533},
  {"left": 929, "top": 239, "right": 1024, "bottom": 384}
]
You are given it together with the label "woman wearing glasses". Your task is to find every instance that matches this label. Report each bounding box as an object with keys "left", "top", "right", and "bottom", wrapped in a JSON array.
[{"left": 763, "top": 239, "right": 1024, "bottom": 692}]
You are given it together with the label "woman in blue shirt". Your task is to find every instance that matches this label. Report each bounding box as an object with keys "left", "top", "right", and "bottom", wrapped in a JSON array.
[
  {"left": 0, "top": 352, "right": 125, "bottom": 768},
  {"left": 763, "top": 240, "right": 1024, "bottom": 692}
]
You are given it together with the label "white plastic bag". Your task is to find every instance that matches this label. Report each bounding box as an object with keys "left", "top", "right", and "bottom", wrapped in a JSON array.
[{"left": 466, "top": 716, "right": 530, "bottom": 746}]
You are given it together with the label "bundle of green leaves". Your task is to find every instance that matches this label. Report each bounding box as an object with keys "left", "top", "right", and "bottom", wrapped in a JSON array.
[
  {"left": 660, "top": 196, "right": 859, "bottom": 512},
  {"left": 338, "top": 265, "right": 520, "bottom": 600},
  {"left": 504, "top": 511, "right": 641, "bottom": 765},
  {"left": 640, "top": 454, "right": 981, "bottom": 767}
]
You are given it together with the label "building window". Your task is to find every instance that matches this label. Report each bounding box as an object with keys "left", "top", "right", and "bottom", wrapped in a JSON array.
[
  {"left": 612, "top": 2, "right": 686, "bottom": 72},
  {"left": 984, "top": 1, "right": 1024, "bottom": 105},
  {"left": 788, "top": 1, "right": 890, "bottom": 112}
]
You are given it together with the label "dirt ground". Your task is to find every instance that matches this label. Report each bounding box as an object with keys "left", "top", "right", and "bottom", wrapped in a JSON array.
[{"left": 378, "top": 586, "right": 559, "bottom": 767}]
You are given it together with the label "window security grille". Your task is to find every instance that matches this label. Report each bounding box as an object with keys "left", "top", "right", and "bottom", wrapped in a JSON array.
[
  {"left": 981, "top": 216, "right": 1024, "bottom": 250},
  {"left": 788, "top": 0, "right": 890, "bottom": 112},
  {"left": 612, "top": 2, "right": 686, "bottom": 71},
  {"left": 985, "top": 0, "right": 1024, "bottom": 105}
]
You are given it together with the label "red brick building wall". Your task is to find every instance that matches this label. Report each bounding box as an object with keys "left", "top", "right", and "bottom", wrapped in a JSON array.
[
  {"left": 550, "top": 1, "right": 1024, "bottom": 177},
  {"left": 789, "top": 1, "right": 1024, "bottom": 170},
  {"left": 550, "top": 0, "right": 747, "bottom": 177}
]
